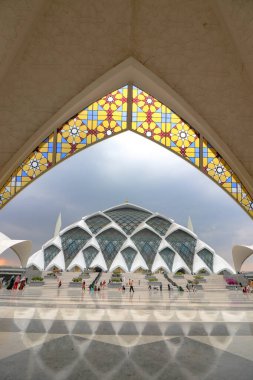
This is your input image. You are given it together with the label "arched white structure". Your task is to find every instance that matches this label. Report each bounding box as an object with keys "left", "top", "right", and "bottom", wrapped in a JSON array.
[
  {"left": 27, "top": 203, "right": 235, "bottom": 274},
  {"left": 0, "top": 232, "right": 32, "bottom": 267},
  {"left": 1, "top": 58, "right": 253, "bottom": 219},
  {"left": 232, "top": 245, "right": 253, "bottom": 273}
]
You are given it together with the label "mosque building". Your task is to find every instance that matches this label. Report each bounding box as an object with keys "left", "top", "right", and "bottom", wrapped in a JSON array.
[{"left": 27, "top": 203, "right": 234, "bottom": 274}]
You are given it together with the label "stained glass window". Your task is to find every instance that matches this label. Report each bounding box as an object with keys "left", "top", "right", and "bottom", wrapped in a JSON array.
[
  {"left": 61, "top": 227, "right": 91, "bottom": 268},
  {"left": 132, "top": 228, "right": 161, "bottom": 269},
  {"left": 85, "top": 215, "right": 111, "bottom": 234},
  {"left": 121, "top": 247, "right": 137, "bottom": 271},
  {"left": 82, "top": 246, "right": 99, "bottom": 268},
  {"left": 159, "top": 247, "right": 175, "bottom": 271},
  {"left": 56, "top": 86, "right": 128, "bottom": 162},
  {"left": 203, "top": 139, "right": 253, "bottom": 216},
  {"left": 0, "top": 134, "right": 54, "bottom": 207},
  {"left": 96, "top": 228, "right": 126, "bottom": 269},
  {"left": 197, "top": 248, "right": 213, "bottom": 271},
  {"left": 16, "top": 134, "right": 54, "bottom": 194},
  {"left": 166, "top": 230, "right": 196, "bottom": 271},
  {"left": 44, "top": 245, "right": 60, "bottom": 268},
  {"left": 105, "top": 207, "right": 151, "bottom": 235},
  {"left": 132, "top": 86, "right": 200, "bottom": 166},
  {"left": 0, "top": 174, "right": 16, "bottom": 208},
  {"left": 146, "top": 216, "right": 171, "bottom": 236},
  {"left": 1, "top": 84, "right": 253, "bottom": 220}
]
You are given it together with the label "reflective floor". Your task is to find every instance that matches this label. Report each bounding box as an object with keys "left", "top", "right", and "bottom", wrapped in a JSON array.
[{"left": 1, "top": 284, "right": 253, "bottom": 379}]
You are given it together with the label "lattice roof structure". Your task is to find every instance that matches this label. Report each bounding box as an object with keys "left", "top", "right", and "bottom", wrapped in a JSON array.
[{"left": 27, "top": 204, "right": 235, "bottom": 274}]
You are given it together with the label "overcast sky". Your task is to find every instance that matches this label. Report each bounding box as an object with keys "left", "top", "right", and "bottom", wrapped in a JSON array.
[{"left": 1, "top": 131, "right": 253, "bottom": 269}]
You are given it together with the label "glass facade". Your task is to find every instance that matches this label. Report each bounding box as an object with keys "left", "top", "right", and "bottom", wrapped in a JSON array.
[
  {"left": 44, "top": 245, "right": 60, "bottom": 268},
  {"left": 159, "top": 247, "right": 175, "bottom": 271},
  {"left": 197, "top": 248, "right": 213, "bottom": 271},
  {"left": 30, "top": 204, "right": 232, "bottom": 274},
  {"left": 82, "top": 246, "right": 99, "bottom": 268},
  {"left": 132, "top": 229, "right": 161, "bottom": 269},
  {"left": 96, "top": 228, "right": 126, "bottom": 269},
  {"left": 105, "top": 208, "right": 151, "bottom": 235},
  {"left": 121, "top": 247, "right": 137, "bottom": 271},
  {"left": 166, "top": 230, "right": 196, "bottom": 271},
  {"left": 61, "top": 227, "right": 92, "bottom": 268},
  {"left": 85, "top": 215, "right": 111, "bottom": 234},
  {"left": 146, "top": 217, "right": 171, "bottom": 236}
]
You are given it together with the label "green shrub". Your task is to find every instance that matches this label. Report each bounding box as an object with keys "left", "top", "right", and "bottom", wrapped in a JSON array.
[
  {"left": 72, "top": 277, "right": 82, "bottom": 282},
  {"left": 111, "top": 277, "right": 122, "bottom": 282},
  {"left": 175, "top": 272, "right": 184, "bottom": 276},
  {"left": 47, "top": 272, "right": 55, "bottom": 277},
  {"left": 31, "top": 276, "right": 43, "bottom": 282},
  {"left": 194, "top": 275, "right": 204, "bottom": 280},
  {"left": 148, "top": 277, "right": 158, "bottom": 282},
  {"left": 112, "top": 273, "right": 121, "bottom": 278}
]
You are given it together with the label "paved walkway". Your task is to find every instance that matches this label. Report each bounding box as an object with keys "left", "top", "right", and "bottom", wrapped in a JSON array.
[{"left": 0, "top": 281, "right": 253, "bottom": 380}]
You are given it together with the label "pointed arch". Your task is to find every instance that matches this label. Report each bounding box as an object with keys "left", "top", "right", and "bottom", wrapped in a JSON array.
[
  {"left": 196, "top": 267, "right": 212, "bottom": 275},
  {"left": 67, "top": 263, "right": 83, "bottom": 272},
  {"left": 0, "top": 58, "right": 252, "bottom": 218},
  {"left": 26, "top": 263, "right": 41, "bottom": 271},
  {"left": 133, "top": 265, "right": 148, "bottom": 273},
  {"left": 174, "top": 267, "right": 191, "bottom": 275},
  {"left": 46, "top": 262, "right": 63, "bottom": 272},
  {"left": 109, "top": 264, "right": 126, "bottom": 273}
]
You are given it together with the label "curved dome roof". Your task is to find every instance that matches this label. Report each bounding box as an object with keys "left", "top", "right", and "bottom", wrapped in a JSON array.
[
  {"left": 0, "top": 232, "right": 32, "bottom": 267},
  {"left": 27, "top": 203, "right": 235, "bottom": 274}
]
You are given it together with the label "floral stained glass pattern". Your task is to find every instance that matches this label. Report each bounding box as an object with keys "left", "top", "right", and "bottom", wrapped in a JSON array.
[
  {"left": 132, "top": 86, "right": 200, "bottom": 166},
  {"left": 0, "top": 175, "right": 16, "bottom": 207},
  {"left": 56, "top": 86, "right": 128, "bottom": 162},
  {"left": 203, "top": 139, "right": 253, "bottom": 216},
  {"left": 0, "top": 134, "right": 54, "bottom": 205},
  {"left": 0, "top": 84, "right": 253, "bottom": 219},
  {"left": 15, "top": 134, "right": 54, "bottom": 193}
]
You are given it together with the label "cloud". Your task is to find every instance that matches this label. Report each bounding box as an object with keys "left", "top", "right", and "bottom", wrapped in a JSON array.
[{"left": 0, "top": 132, "right": 252, "bottom": 268}]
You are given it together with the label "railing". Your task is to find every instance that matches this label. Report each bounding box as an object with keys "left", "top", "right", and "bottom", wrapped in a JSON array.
[
  {"left": 90, "top": 271, "right": 102, "bottom": 289},
  {"left": 164, "top": 273, "right": 179, "bottom": 288}
]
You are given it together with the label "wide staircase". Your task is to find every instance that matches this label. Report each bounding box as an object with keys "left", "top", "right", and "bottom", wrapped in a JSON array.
[
  {"left": 42, "top": 271, "right": 98, "bottom": 289},
  {"left": 200, "top": 274, "right": 229, "bottom": 292},
  {"left": 41, "top": 272, "right": 229, "bottom": 292},
  {"left": 159, "top": 273, "right": 229, "bottom": 292},
  {"left": 99, "top": 272, "right": 153, "bottom": 291}
]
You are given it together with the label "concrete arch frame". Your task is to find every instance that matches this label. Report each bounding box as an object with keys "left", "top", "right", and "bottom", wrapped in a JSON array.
[{"left": 1, "top": 58, "right": 252, "bottom": 218}]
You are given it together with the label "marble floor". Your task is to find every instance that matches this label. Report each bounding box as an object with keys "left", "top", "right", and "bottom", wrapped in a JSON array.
[{"left": 1, "top": 283, "right": 253, "bottom": 380}]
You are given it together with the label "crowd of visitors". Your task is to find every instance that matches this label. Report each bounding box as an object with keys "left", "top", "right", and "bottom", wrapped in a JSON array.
[{"left": 0, "top": 275, "right": 27, "bottom": 290}]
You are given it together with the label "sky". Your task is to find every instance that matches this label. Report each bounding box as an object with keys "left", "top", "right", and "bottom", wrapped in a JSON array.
[{"left": 0, "top": 131, "right": 253, "bottom": 270}]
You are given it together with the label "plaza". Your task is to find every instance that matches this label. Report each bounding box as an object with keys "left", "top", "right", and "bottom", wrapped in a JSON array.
[{"left": 1, "top": 272, "right": 253, "bottom": 380}]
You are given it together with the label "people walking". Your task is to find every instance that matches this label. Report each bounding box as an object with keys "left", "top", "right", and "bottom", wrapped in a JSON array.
[
  {"left": 6, "top": 276, "right": 15, "bottom": 290},
  {"left": 129, "top": 279, "right": 134, "bottom": 293},
  {"left": 19, "top": 277, "right": 26, "bottom": 290},
  {"left": 13, "top": 275, "right": 21, "bottom": 290}
]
